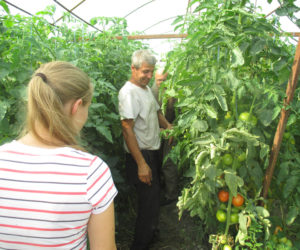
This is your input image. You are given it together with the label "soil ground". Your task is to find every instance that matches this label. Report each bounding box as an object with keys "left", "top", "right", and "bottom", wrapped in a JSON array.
[{"left": 116, "top": 196, "right": 210, "bottom": 250}]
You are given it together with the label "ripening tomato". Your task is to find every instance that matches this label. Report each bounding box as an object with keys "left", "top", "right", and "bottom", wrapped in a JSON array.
[
  {"left": 232, "top": 194, "right": 244, "bottom": 207},
  {"left": 218, "top": 190, "right": 229, "bottom": 202},
  {"left": 274, "top": 226, "right": 283, "bottom": 235}
]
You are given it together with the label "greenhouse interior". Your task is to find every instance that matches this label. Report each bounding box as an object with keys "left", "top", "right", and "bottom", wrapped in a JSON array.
[{"left": 1, "top": 0, "right": 300, "bottom": 249}]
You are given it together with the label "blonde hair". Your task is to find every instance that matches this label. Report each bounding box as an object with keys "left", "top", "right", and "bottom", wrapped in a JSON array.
[{"left": 23, "top": 61, "right": 93, "bottom": 148}]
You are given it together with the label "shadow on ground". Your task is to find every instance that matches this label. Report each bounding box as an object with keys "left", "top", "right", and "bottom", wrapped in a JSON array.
[{"left": 116, "top": 198, "right": 210, "bottom": 250}]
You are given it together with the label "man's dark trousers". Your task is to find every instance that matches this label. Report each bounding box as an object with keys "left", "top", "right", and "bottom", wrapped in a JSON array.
[{"left": 125, "top": 150, "right": 160, "bottom": 250}]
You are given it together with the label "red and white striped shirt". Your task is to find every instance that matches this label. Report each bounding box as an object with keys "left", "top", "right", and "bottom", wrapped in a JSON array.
[{"left": 0, "top": 140, "right": 118, "bottom": 249}]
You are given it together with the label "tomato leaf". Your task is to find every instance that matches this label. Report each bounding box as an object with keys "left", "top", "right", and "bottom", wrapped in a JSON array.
[
  {"left": 0, "top": 101, "right": 8, "bottom": 120},
  {"left": 213, "top": 85, "right": 228, "bottom": 111},
  {"left": 231, "top": 47, "right": 244, "bottom": 68},
  {"left": 96, "top": 125, "right": 113, "bottom": 143},
  {"left": 258, "top": 109, "right": 274, "bottom": 126},
  {"left": 249, "top": 39, "right": 266, "bottom": 55},
  {"left": 286, "top": 206, "right": 299, "bottom": 225},
  {"left": 256, "top": 206, "right": 270, "bottom": 218},
  {"left": 191, "top": 120, "right": 208, "bottom": 133},
  {"left": 224, "top": 169, "right": 244, "bottom": 197},
  {"left": 0, "top": 1, "right": 10, "bottom": 14},
  {"left": 235, "top": 213, "right": 248, "bottom": 245},
  {"left": 224, "top": 128, "right": 259, "bottom": 146},
  {"left": 283, "top": 176, "right": 298, "bottom": 199},
  {"left": 205, "top": 105, "right": 217, "bottom": 118},
  {"left": 226, "top": 70, "right": 240, "bottom": 89}
]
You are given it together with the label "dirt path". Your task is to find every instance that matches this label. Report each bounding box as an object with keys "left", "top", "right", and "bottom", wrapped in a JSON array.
[
  {"left": 150, "top": 200, "right": 208, "bottom": 250},
  {"left": 116, "top": 198, "right": 209, "bottom": 250}
]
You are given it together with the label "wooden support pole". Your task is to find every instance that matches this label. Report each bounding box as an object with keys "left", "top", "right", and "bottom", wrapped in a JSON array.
[
  {"left": 114, "top": 34, "right": 188, "bottom": 40},
  {"left": 113, "top": 32, "right": 299, "bottom": 41},
  {"left": 262, "top": 38, "right": 300, "bottom": 200}
]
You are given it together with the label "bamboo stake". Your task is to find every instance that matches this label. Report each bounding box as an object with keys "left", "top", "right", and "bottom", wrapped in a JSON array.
[{"left": 262, "top": 38, "right": 300, "bottom": 200}]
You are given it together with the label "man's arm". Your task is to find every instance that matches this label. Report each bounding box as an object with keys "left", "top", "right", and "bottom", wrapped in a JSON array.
[
  {"left": 121, "top": 119, "right": 152, "bottom": 185},
  {"left": 157, "top": 110, "right": 172, "bottom": 129},
  {"left": 157, "top": 110, "right": 173, "bottom": 145}
]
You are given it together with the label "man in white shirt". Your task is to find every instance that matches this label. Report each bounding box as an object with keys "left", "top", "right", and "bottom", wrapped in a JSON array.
[{"left": 118, "top": 50, "right": 172, "bottom": 250}]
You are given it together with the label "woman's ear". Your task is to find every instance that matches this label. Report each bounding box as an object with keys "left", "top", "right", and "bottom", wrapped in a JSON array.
[{"left": 71, "top": 99, "right": 83, "bottom": 115}]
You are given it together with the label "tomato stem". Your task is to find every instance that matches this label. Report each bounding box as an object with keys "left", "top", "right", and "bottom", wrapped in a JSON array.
[
  {"left": 225, "top": 192, "right": 233, "bottom": 236},
  {"left": 249, "top": 95, "right": 256, "bottom": 116}
]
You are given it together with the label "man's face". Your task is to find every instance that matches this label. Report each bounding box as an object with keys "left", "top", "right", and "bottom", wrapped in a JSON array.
[
  {"left": 155, "top": 72, "right": 168, "bottom": 87},
  {"left": 131, "top": 62, "right": 154, "bottom": 88}
]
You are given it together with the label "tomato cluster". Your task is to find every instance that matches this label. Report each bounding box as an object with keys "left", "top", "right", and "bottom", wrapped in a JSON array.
[{"left": 216, "top": 190, "right": 244, "bottom": 225}]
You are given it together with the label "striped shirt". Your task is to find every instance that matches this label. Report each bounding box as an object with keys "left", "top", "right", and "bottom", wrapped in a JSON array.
[{"left": 0, "top": 140, "right": 118, "bottom": 249}]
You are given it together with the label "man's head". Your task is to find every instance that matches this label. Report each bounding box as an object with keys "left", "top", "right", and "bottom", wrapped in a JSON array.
[
  {"left": 130, "top": 50, "right": 157, "bottom": 88},
  {"left": 155, "top": 68, "right": 168, "bottom": 87}
]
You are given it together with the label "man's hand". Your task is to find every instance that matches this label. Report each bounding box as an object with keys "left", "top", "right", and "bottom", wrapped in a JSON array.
[{"left": 138, "top": 162, "right": 152, "bottom": 186}]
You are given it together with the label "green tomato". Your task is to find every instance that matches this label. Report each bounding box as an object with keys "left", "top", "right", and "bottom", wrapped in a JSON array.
[
  {"left": 230, "top": 213, "right": 239, "bottom": 224},
  {"left": 216, "top": 209, "right": 227, "bottom": 222},
  {"left": 222, "top": 153, "right": 233, "bottom": 166},
  {"left": 283, "top": 132, "right": 291, "bottom": 139},
  {"left": 239, "top": 112, "right": 257, "bottom": 126},
  {"left": 290, "top": 137, "right": 295, "bottom": 145},
  {"left": 223, "top": 245, "right": 232, "bottom": 250},
  {"left": 238, "top": 152, "right": 246, "bottom": 162},
  {"left": 219, "top": 235, "right": 227, "bottom": 244},
  {"left": 239, "top": 112, "right": 250, "bottom": 122},
  {"left": 285, "top": 239, "right": 293, "bottom": 247},
  {"left": 279, "top": 236, "right": 287, "bottom": 243}
]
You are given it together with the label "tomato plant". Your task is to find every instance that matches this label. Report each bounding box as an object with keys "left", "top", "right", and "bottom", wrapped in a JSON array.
[
  {"left": 218, "top": 190, "right": 229, "bottom": 202},
  {"left": 170, "top": 0, "right": 300, "bottom": 245}
]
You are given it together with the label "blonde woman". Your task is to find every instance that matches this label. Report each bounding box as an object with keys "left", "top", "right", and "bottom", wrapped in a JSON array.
[{"left": 0, "top": 61, "right": 117, "bottom": 249}]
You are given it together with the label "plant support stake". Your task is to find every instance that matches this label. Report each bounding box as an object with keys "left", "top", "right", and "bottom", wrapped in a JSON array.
[{"left": 262, "top": 38, "right": 300, "bottom": 201}]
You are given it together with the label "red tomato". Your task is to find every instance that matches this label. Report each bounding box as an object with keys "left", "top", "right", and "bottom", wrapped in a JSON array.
[
  {"left": 218, "top": 190, "right": 229, "bottom": 202},
  {"left": 232, "top": 194, "right": 244, "bottom": 207}
]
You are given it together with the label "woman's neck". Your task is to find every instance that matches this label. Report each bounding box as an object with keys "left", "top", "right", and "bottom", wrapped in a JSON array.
[{"left": 18, "top": 127, "right": 64, "bottom": 149}]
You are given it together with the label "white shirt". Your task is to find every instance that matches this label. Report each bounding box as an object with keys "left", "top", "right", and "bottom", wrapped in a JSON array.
[{"left": 118, "top": 81, "right": 161, "bottom": 151}]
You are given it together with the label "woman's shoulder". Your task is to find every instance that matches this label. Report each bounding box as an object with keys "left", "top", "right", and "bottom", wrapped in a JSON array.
[{"left": 0, "top": 140, "right": 99, "bottom": 162}]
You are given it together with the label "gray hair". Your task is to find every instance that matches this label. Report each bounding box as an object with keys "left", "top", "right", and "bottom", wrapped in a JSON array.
[{"left": 131, "top": 49, "right": 157, "bottom": 69}]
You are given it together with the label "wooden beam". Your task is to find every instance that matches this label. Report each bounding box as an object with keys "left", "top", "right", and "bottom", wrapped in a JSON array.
[
  {"left": 113, "top": 32, "right": 299, "bottom": 40},
  {"left": 262, "top": 38, "right": 300, "bottom": 200},
  {"left": 114, "top": 34, "right": 188, "bottom": 40}
]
